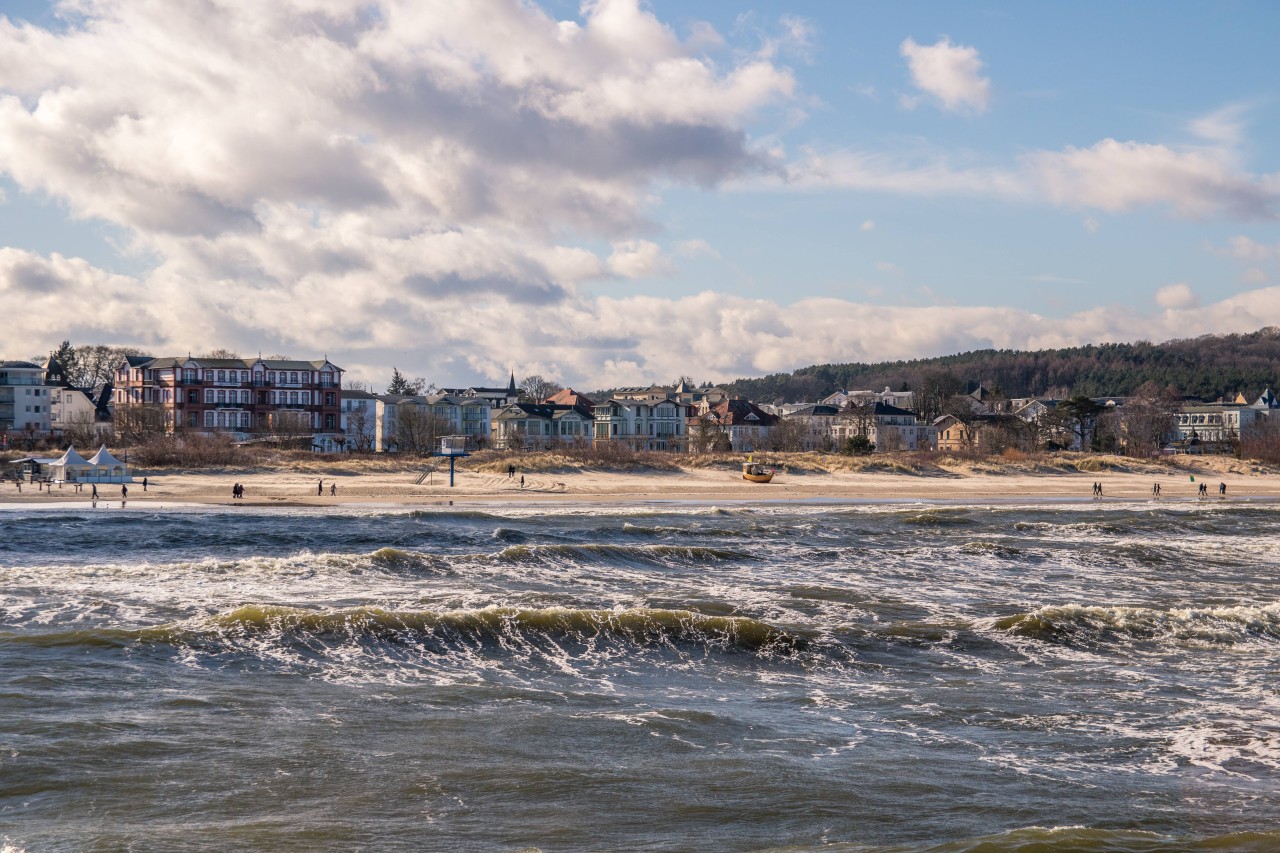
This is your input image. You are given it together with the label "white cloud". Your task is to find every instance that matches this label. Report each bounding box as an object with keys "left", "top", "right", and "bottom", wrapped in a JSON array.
[
  {"left": 1216, "top": 235, "right": 1280, "bottom": 262},
  {"left": 1025, "top": 139, "right": 1280, "bottom": 219},
  {"left": 1155, "top": 282, "right": 1198, "bottom": 309},
  {"left": 1083, "top": 217, "right": 1099, "bottom": 234},
  {"left": 606, "top": 240, "right": 673, "bottom": 279},
  {"left": 1188, "top": 103, "right": 1251, "bottom": 147},
  {"left": 860, "top": 219, "right": 875, "bottom": 232},
  {"left": 675, "top": 238, "right": 721, "bottom": 259},
  {"left": 0, "top": 0, "right": 797, "bottom": 384},
  {"left": 876, "top": 261, "right": 902, "bottom": 275},
  {"left": 899, "top": 36, "right": 990, "bottom": 114}
]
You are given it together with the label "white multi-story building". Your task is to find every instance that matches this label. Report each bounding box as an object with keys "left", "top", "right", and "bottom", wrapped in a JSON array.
[
  {"left": 0, "top": 360, "right": 56, "bottom": 438},
  {"left": 593, "top": 395, "right": 692, "bottom": 451},
  {"left": 339, "top": 390, "right": 377, "bottom": 452},
  {"left": 374, "top": 394, "right": 492, "bottom": 452},
  {"left": 491, "top": 403, "right": 594, "bottom": 449}
]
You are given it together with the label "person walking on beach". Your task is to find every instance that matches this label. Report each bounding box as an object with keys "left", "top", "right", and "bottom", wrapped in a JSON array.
[
  {"left": 519, "top": 474, "right": 525, "bottom": 490},
  {"left": 318, "top": 479, "right": 324, "bottom": 496},
  {"left": 330, "top": 482, "right": 336, "bottom": 496},
  {"left": 142, "top": 477, "right": 148, "bottom": 492},
  {"left": 91, "top": 484, "right": 98, "bottom": 501},
  {"left": 1219, "top": 482, "right": 1226, "bottom": 497},
  {"left": 121, "top": 483, "right": 128, "bottom": 506},
  {"left": 508, "top": 464, "right": 515, "bottom": 479}
]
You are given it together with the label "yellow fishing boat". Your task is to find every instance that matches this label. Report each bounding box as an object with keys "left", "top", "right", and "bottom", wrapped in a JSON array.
[{"left": 742, "top": 461, "right": 775, "bottom": 483}]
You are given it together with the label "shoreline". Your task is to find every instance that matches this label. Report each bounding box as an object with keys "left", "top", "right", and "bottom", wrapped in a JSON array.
[{"left": 1, "top": 460, "right": 1274, "bottom": 510}]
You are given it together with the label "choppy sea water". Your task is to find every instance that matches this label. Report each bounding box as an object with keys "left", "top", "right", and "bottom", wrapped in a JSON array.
[{"left": 2, "top": 500, "right": 1280, "bottom": 852}]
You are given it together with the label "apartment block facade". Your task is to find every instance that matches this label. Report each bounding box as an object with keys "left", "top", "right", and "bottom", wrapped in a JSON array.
[
  {"left": 0, "top": 360, "right": 56, "bottom": 437},
  {"left": 113, "top": 355, "right": 343, "bottom": 444}
]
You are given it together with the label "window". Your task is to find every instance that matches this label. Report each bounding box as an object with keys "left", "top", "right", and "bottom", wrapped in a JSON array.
[
  {"left": 205, "top": 389, "right": 215, "bottom": 404},
  {"left": 290, "top": 372, "right": 299, "bottom": 383},
  {"left": 217, "top": 391, "right": 226, "bottom": 404},
  {"left": 184, "top": 369, "right": 196, "bottom": 383},
  {"left": 188, "top": 412, "right": 198, "bottom": 427},
  {"left": 268, "top": 371, "right": 276, "bottom": 383},
  {"left": 325, "top": 392, "right": 335, "bottom": 406},
  {"left": 325, "top": 414, "right": 335, "bottom": 429},
  {"left": 290, "top": 392, "right": 299, "bottom": 405},
  {"left": 241, "top": 370, "right": 250, "bottom": 382},
  {"left": 301, "top": 391, "right": 310, "bottom": 405},
  {"left": 188, "top": 390, "right": 198, "bottom": 403},
  {"left": 217, "top": 370, "right": 226, "bottom": 381},
  {"left": 204, "top": 412, "right": 215, "bottom": 427}
]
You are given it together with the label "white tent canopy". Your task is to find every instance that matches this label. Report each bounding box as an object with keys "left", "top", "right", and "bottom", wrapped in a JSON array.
[
  {"left": 57, "top": 446, "right": 91, "bottom": 467},
  {"left": 88, "top": 445, "right": 124, "bottom": 467},
  {"left": 47, "top": 444, "right": 132, "bottom": 484}
]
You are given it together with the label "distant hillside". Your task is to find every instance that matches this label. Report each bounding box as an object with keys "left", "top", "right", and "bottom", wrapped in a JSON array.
[{"left": 721, "top": 328, "right": 1280, "bottom": 404}]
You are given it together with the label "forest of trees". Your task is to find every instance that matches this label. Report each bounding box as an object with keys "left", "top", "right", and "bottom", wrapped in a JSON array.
[{"left": 722, "top": 328, "right": 1280, "bottom": 404}]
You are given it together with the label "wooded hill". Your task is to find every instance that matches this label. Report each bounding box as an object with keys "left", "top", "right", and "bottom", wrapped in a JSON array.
[{"left": 721, "top": 328, "right": 1280, "bottom": 404}]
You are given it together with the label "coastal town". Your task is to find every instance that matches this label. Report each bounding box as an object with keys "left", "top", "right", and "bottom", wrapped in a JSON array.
[{"left": 3, "top": 349, "right": 1279, "bottom": 483}]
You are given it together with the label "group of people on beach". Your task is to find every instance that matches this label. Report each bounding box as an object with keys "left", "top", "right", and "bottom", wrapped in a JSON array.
[
  {"left": 1092, "top": 482, "right": 1104, "bottom": 498},
  {"left": 318, "top": 479, "right": 336, "bottom": 496},
  {"left": 1195, "top": 482, "right": 1227, "bottom": 499},
  {"left": 232, "top": 483, "right": 245, "bottom": 499}
]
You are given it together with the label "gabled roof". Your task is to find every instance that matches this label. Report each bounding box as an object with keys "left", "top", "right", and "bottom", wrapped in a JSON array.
[
  {"left": 547, "top": 388, "right": 595, "bottom": 407},
  {"left": 0, "top": 360, "right": 44, "bottom": 369},
  {"left": 871, "top": 402, "right": 916, "bottom": 418},
  {"left": 785, "top": 404, "right": 841, "bottom": 417},
  {"left": 707, "top": 398, "right": 779, "bottom": 426}
]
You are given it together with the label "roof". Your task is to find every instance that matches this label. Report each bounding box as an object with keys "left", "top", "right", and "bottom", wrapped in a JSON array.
[
  {"left": 125, "top": 356, "right": 341, "bottom": 371},
  {"left": 0, "top": 360, "right": 43, "bottom": 369},
  {"left": 55, "top": 446, "right": 92, "bottom": 467},
  {"left": 871, "top": 402, "right": 916, "bottom": 418},
  {"left": 88, "top": 445, "right": 125, "bottom": 467},
  {"left": 342, "top": 390, "right": 377, "bottom": 400},
  {"left": 547, "top": 388, "right": 596, "bottom": 407},
  {"left": 784, "top": 404, "right": 841, "bottom": 417},
  {"left": 707, "top": 398, "right": 779, "bottom": 426}
]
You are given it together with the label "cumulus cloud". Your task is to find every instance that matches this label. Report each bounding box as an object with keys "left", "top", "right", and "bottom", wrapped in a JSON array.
[
  {"left": 4, "top": 2, "right": 1280, "bottom": 389},
  {"left": 1155, "top": 283, "right": 1198, "bottom": 309},
  {"left": 1025, "top": 139, "right": 1280, "bottom": 219},
  {"left": 1215, "top": 235, "right": 1280, "bottom": 262},
  {"left": 0, "top": 0, "right": 797, "bottom": 382},
  {"left": 606, "top": 240, "right": 673, "bottom": 279},
  {"left": 899, "top": 36, "right": 990, "bottom": 113}
]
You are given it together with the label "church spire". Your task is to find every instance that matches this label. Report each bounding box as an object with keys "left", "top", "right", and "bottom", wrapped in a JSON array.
[{"left": 508, "top": 370, "right": 517, "bottom": 393}]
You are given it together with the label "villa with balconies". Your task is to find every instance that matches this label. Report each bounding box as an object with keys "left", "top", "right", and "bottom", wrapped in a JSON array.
[{"left": 112, "top": 355, "right": 343, "bottom": 448}]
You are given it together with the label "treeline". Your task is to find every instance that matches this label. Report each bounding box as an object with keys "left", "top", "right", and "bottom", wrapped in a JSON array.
[{"left": 723, "top": 328, "right": 1280, "bottom": 403}]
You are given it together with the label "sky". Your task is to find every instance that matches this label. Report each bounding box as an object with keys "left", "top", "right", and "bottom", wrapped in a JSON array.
[{"left": 1, "top": 0, "right": 1278, "bottom": 391}]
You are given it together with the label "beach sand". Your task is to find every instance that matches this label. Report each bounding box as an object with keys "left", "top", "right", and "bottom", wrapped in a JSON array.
[{"left": 4, "top": 455, "right": 1276, "bottom": 507}]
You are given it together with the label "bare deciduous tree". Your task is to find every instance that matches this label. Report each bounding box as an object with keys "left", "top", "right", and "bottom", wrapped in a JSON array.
[
  {"left": 1120, "top": 383, "right": 1179, "bottom": 456},
  {"left": 520, "top": 375, "right": 562, "bottom": 403},
  {"left": 763, "top": 418, "right": 808, "bottom": 452},
  {"left": 113, "top": 403, "right": 168, "bottom": 446},
  {"left": 395, "top": 405, "right": 450, "bottom": 455}
]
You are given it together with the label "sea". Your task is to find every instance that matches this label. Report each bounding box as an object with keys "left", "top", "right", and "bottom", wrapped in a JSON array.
[{"left": 2, "top": 499, "right": 1280, "bottom": 852}]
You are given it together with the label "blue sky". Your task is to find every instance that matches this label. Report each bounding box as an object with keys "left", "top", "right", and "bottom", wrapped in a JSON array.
[{"left": 1, "top": 1, "right": 1278, "bottom": 388}]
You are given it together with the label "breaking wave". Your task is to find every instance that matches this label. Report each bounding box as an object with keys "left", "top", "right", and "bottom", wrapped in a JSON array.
[{"left": 993, "top": 603, "right": 1280, "bottom": 648}]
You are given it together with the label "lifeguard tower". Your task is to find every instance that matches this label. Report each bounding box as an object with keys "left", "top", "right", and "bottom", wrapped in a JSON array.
[{"left": 433, "top": 435, "right": 471, "bottom": 487}]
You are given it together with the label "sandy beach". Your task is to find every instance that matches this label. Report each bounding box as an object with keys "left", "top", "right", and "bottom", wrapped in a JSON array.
[{"left": 4, "top": 454, "right": 1276, "bottom": 507}]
